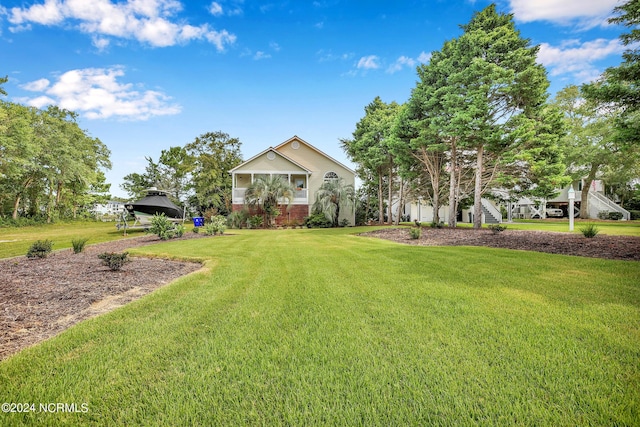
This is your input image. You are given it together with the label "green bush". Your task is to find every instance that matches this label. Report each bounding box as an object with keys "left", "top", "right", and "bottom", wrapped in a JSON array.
[
  {"left": 597, "top": 211, "right": 610, "bottom": 220},
  {"left": 429, "top": 221, "right": 444, "bottom": 229},
  {"left": 248, "top": 215, "right": 264, "bottom": 229},
  {"left": 228, "top": 209, "right": 249, "bottom": 229},
  {"left": 174, "top": 224, "right": 186, "bottom": 237},
  {"left": 98, "top": 252, "right": 130, "bottom": 271},
  {"left": 579, "top": 223, "right": 600, "bottom": 238},
  {"left": 149, "top": 213, "right": 176, "bottom": 240},
  {"left": 339, "top": 218, "right": 350, "bottom": 227},
  {"left": 204, "top": 215, "right": 227, "bottom": 235},
  {"left": 630, "top": 210, "right": 640, "bottom": 220},
  {"left": 488, "top": 224, "right": 507, "bottom": 234},
  {"left": 608, "top": 212, "right": 624, "bottom": 221},
  {"left": 71, "top": 237, "right": 89, "bottom": 254},
  {"left": 27, "top": 239, "right": 54, "bottom": 258},
  {"left": 409, "top": 227, "right": 421, "bottom": 239},
  {"left": 192, "top": 226, "right": 200, "bottom": 234},
  {"left": 304, "top": 213, "right": 332, "bottom": 228}
]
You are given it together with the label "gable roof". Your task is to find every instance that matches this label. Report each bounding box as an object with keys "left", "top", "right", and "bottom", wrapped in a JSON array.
[
  {"left": 229, "top": 146, "right": 312, "bottom": 174},
  {"left": 274, "top": 135, "right": 356, "bottom": 175}
]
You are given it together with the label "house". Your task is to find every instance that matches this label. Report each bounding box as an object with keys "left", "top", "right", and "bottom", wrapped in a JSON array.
[
  {"left": 404, "top": 178, "right": 630, "bottom": 224},
  {"left": 230, "top": 136, "right": 356, "bottom": 225},
  {"left": 91, "top": 200, "right": 125, "bottom": 220}
]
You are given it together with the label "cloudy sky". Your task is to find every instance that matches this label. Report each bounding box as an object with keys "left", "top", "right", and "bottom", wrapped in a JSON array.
[{"left": 0, "top": 0, "right": 628, "bottom": 198}]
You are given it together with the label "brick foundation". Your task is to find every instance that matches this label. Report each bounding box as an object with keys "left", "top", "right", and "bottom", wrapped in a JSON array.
[{"left": 232, "top": 204, "right": 310, "bottom": 226}]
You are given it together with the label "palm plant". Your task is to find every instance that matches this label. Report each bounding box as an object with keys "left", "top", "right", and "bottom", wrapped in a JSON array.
[
  {"left": 313, "top": 178, "right": 356, "bottom": 227},
  {"left": 244, "top": 175, "right": 295, "bottom": 227}
]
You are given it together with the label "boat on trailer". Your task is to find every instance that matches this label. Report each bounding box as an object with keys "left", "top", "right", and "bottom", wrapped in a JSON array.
[{"left": 117, "top": 188, "right": 184, "bottom": 232}]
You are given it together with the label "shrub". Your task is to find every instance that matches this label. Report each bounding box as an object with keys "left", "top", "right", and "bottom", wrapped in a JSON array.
[
  {"left": 174, "top": 223, "right": 186, "bottom": 238},
  {"left": 71, "top": 237, "right": 89, "bottom": 254},
  {"left": 429, "top": 221, "right": 444, "bottom": 229},
  {"left": 339, "top": 218, "right": 350, "bottom": 227},
  {"left": 204, "top": 215, "right": 227, "bottom": 235},
  {"left": 228, "top": 209, "right": 249, "bottom": 229},
  {"left": 248, "top": 215, "right": 264, "bottom": 229},
  {"left": 597, "top": 211, "right": 610, "bottom": 220},
  {"left": 149, "top": 213, "right": 176, "bottom": 240},
  {"left": 192, "top": 226, "right": 200, "bottom": 234},
  {"left": 409, "top": 227, "right": 421, "bottom": 239},
  {"left": 304, "top": 213, "right": 332, "bottom": 228},
  {"left": 630, "top": 210, "right": 640, "bottom": 220},
  {"left": 27, "top": 239, "right": 54, "bottom": 259},
  {"left": 579, "top": 223, "right": 600, "bottom": 238},
  {"left": 608, "top": 212, "right": 624, "bottom": 221},
  {"left": 488, "top": 224, "right": 507, "bottom": 234},
  {"left": 98, "top": 252, "right": 130, "bottom": 271}
]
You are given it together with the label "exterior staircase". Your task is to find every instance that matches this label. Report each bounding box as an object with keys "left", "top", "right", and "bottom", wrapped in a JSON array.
[
  {"left": 588, "top": 190, "right": 630, "bottom": 220},
  {"left": 481, "top": 198, "right": 502, "bottom": 224}
]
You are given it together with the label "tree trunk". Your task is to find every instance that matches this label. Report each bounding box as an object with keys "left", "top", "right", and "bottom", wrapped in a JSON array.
[
  {"left": 12, "top": 195, "right": 21, "bottom": 220},
  {"left": 388, "top": 165, "right": 393, "bottom": 224},
  {"left": 448, "top": 143, "right": 458, "bottom": 228},
  {"left": 580, "top": 164, "right": 599, "bottom": 219},
  {"left": 394, "top": 179, "right": 404, "bottom": 225},
  {"left": 378, "top": 173, "right": 384, "bottom": 225},
  {"left": 473, "top": 145, "right": 484, "bottom": 229}
]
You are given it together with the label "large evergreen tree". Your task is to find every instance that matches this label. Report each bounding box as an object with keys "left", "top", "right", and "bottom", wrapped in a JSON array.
[{"left": 401, "top": 4, "right": 566, "bottom": 228}]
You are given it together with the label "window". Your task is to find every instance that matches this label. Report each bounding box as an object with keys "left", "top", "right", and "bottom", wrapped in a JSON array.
[{"left": 324, "top": 171, "right": 339, "bottom": 183}]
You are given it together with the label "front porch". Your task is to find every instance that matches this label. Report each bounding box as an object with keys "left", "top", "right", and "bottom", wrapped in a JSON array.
[{"left": 232, "top": 172, "right": 310, "bottom": 205}]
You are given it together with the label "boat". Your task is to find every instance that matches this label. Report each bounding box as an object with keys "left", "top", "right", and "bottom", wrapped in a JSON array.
[{"left": 123, "top": 188, "right": 184, "bottom": 227}]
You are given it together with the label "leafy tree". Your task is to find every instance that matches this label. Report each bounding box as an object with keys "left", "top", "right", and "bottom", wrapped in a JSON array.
[
  {"left": 342, "top": 97, "right": 401, "bottom": 224},
  {"left": 400, "top": 5, "right": 565, "bottom": 228},
  {"left": 244, "top": 175, "right": 295, "bottom": 227},
  {"left": 185, "top": 131, "right": 243, "bottom": 215},
  {"left": 583, "top": 0, "right": 640, "bottom": 145},
  {"left": 1, "top": 101, "right": 111, "bottom": 220},
  {"left": 454, "top": 5, "right": 559, "bottom": 228},
  {"left": 0, "top": 75, "right": 7, "bottom": 96},
  {"left": 312, "top": 177, "right": 356, "bottom": 227},
  {"left": 553, "top": 85, "right": 637, "bottom": 218}
]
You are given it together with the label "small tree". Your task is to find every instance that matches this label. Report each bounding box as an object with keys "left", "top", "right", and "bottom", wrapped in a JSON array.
[
  {"left": 244, "top": 175, "right": 295, "bottom": 227},
  {"left": 313, "top": 177, "right": 356, "bottom": 227}
]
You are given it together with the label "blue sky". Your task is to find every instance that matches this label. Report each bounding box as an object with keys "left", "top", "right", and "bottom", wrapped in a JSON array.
[{"left": 0, "top": 0, "right": 628, "bottom": 198}]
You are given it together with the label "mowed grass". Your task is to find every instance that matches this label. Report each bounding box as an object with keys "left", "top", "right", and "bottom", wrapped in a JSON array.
[
  {"left": 1, "top": 227, "right": 639, "bottom": 426},
  {"left": 0, "top": 221, "right": 146, "bottom": 259}
]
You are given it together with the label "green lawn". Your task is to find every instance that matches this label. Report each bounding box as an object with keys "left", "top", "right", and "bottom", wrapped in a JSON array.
[
  {"left": 0, "top": 221, "right": 147, "bottom": 259},
  {"left": 1, "top": 227, "right": 638, "bottom": 425}
]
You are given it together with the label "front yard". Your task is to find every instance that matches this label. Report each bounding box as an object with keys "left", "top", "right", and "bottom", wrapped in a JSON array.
[{"left": 0, "top": 226, "right": 639, "bottom": 425}]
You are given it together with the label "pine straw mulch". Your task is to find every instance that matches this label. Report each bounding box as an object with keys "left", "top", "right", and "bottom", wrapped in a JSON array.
[
  {"left": 361, "top": 226, "right": 640, "bottom": 261},
  {"left": 0, "top": 232, "right": 213, "bottom": 361}
]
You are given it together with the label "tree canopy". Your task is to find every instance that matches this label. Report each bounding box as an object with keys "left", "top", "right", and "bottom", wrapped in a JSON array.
[
  {"left": 394, "top": 4, "right": 566, "bottom": 227},
  {"left": 583, "top": 0, "right": 640, "bottom": 145},
  {"left": 1, "top": 98, "right": 111, "bottom": 221}
]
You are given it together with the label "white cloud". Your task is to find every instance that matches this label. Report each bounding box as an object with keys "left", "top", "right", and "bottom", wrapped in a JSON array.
[
  {"left": 21, "top": 78, "right": 50, "bottom": 91},
  {"left": 537, "top": 38, "right": 626, "bottom": 83},
  {"left": 208, "top": 2, "right": 223, "bottom": 16},
  {"left": 508, "top": 0, "right": 618, "bottom": 27},
  {"left": 386, "top": 56, "right": 416, "bottom": 74},
  {"left": 7, "top": 0, "right": 236, "bottom": 50},
  {"left": 357, "top": 55, "right": 380, "bottom": 70},
  {"left": 417, "top": 51, "right": 431, "bottom": 63},
  {"left": 20, "top": 67, "right": 182, "bottom": 120},
  {"left": 253, "top": 51, "right": 271, "bottom": 60}
]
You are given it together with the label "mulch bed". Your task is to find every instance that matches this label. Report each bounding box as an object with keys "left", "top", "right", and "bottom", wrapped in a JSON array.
[
  {"left": 361, "top": 227, "right": 640, "bottom": 261},
  {"left": 0, "top": 233, "right": 211, "bottom": 361}
]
